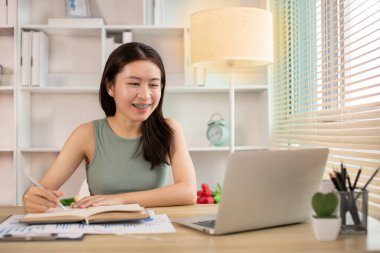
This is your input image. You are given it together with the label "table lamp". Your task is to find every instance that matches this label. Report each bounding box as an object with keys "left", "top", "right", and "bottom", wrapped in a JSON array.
[{"left": 190, "top": 7, "right": 274, "bottom": 152}]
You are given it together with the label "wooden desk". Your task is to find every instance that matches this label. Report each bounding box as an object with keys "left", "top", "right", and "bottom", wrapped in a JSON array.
[{"left": 1, "top": 205, "right": 379, "bottom": 253}]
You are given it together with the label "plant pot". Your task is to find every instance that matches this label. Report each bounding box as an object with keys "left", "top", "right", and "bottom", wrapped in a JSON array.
[{"left": 311, "top": 216, "right": 341, "bottom": 241}]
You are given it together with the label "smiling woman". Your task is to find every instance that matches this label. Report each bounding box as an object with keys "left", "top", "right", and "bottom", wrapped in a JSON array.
[{"left": 22, "top": 42, "right": 197, "bottom": 213}]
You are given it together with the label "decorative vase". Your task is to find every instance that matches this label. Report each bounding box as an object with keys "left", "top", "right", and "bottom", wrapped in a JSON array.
[{"left": 311, "top": 216, "right": 341, "bottom": 241}]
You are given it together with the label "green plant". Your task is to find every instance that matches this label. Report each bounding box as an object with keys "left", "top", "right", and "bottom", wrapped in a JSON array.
[
  {"left": 212, "top": 183, "right": 222, "bottom": 203},
  {"left": 311, "top": 192, "right": 338, "bottom": 218}
]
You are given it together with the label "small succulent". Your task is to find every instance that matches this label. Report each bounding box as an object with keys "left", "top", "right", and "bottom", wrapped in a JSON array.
[{"left": 311, "top": 192, "right": 338, "bottom": 218}]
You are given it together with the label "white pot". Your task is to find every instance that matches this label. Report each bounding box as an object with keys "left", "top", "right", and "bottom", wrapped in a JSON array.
[{"left": 311, "top": 216, "right": 341, "bottom": 241}]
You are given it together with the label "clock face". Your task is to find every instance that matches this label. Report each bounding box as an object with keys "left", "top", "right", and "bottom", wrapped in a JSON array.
[{"left": 207, "top": 125, "right": 223, "bottom": 143}]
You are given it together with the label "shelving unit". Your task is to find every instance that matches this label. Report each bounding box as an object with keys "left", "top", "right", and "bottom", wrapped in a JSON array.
[
  {"left": 0, "top": 0, "right": 270, "bottom": 205},
  {"left": 0, "top": 15, "right": 16, "bottom": 205}
]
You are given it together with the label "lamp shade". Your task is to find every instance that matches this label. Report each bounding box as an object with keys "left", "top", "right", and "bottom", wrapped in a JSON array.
[{"left": 190, "top": 7, "right": 273, "bottom": 68}]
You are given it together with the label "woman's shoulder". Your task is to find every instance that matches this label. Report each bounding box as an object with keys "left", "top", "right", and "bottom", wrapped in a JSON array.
[
  {"left": 70, "top": 121, "right": 95, "bottom": 141},
  {"left": 165, "top": 117, "right": 181, "bottom": 130},
  {"left": 165, "top": 118, "right": 185, "bottom": 137}
]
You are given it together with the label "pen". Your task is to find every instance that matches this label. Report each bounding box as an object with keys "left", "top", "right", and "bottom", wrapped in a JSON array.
[
  {"left": 26, "top": 176, "right": 67, "bottom": 211},
  {"left": 347, "top": 174, "right": 353, "bottom": 191},
  {"left": 352, "top": 167, "right": 361, "bottom": 189},
  {"left": 329, "top": 172, "right": 341, "bottom": 191},
  {"left": 361, "top": 167, "right": 379, "bottom": 192},
  {"left": 354, "top": 167, "right": 379, "bottom": 201}
]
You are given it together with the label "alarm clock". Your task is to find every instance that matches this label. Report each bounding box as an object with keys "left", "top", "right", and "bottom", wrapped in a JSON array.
[{"left": 206, "top": 113, "right": 229, "bottom": 146}]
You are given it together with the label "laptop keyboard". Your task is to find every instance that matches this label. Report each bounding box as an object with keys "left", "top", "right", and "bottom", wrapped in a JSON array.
[{"left": 193, "top": 220, "right": 216, "bottom": 229}]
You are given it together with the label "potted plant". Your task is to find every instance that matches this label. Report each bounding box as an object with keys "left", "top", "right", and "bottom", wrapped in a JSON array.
[{"left": 311, "top": 192, "right": 341, "bottom": 241}]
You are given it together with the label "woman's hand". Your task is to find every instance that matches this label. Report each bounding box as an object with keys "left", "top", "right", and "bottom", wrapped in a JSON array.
[
  {"left": 23, "top": 186, "right": 64, "bottom": 213},
  {"left": 72, "top": 194, "right": 124, "bottom": 208}
]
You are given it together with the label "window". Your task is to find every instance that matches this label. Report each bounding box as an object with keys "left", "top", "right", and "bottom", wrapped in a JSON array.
[{"left": 271, "top": 0, "right": 380, "bottom": 219}]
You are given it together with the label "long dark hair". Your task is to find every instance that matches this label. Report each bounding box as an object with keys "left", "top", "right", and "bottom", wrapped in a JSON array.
[{"left": 99, "top": 42, "right": 173, "bottom": 169}]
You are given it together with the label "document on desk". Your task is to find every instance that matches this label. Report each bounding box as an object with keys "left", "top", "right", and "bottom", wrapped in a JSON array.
[
  {"left": 0, "top": 215, "right": 84, "bottom": 240},
  {"left": 0, "top": 210, "right": 175, "bottom": 239},
  {"left": 42, "top": 210, "right": 175, "bottom": 235}
]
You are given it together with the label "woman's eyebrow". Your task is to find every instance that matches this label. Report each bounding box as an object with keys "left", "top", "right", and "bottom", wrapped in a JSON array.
[{"left": 125, "top": 76, "right": 161, "bottom": 81}]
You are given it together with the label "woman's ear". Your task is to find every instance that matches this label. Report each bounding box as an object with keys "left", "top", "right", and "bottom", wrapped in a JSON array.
[{"left": 106, "top": 80, "right": 114, "bottom": 97}]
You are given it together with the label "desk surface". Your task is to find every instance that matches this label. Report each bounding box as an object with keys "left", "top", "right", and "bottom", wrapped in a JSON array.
[{"left": 1, "top": 205, "right": 379, "bottom": 253}]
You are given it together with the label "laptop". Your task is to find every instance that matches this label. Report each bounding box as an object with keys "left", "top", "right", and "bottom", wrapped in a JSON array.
[{"left": 174, "top": 148, "right": 329, "bottom": 235}]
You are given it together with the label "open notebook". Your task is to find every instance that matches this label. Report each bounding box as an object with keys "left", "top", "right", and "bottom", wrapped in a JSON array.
[{"left": 20, "top": 204, "right": 149, "bottom": 224}]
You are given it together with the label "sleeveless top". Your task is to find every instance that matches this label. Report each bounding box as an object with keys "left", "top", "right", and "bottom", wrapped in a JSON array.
[{"left": 85, "top": 118, "right": 168, "bottom": 195}]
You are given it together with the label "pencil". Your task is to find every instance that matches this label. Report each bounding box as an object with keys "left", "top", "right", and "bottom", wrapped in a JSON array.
[
  {"left": 361, "top": 167, "right": 379, "bottom": 192},
  {"left": 352, "top": 168, "right": 362, "bottom": 190},
  {"left": 26, "top": 176, "right": 67, "bottom": 211},
  {"left": 329, "top": 172, "right": 342, "bottom": 191}
]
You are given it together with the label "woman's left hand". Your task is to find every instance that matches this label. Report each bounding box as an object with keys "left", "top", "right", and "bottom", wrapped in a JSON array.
[{"left": 72, "top": 194, "right": 123, "bottom": 208}]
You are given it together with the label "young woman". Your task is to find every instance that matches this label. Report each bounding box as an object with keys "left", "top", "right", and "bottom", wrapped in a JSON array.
[{"left": 23, "top": 42, "right": 197, "bottom": 213}]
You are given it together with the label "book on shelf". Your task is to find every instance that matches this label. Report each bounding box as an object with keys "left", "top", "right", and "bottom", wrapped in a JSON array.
[
  {"left": 47, "top": 18, "right": 104, "bottom": 26},
  {"left": 21, "top": 204, "right": 149, "bottom": 224},
  {"left": 105, "top": 36, "right": 115, "bottom": 60},
  {"left": 153, "top": 0, "right": 164, "bottom": 25},
  {"left": 21, "top": 30, "right": 32, "bottom": 87},
  {"left": 144, "top": 0, "right": 154, "bottom": 25},
  {"left": 0, "top": 0, "right": 7, "bottom": 25},
  {"left": 122, "top": 31, "right": 133, "bottom": 44},
  {"left": 31, "top": 31, "right": 49, "bottom": 87},
  {"left": 7, "top": 0, "right": 16, "bottom": 25}
]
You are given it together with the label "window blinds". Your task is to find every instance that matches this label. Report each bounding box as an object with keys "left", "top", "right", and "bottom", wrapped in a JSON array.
[{"left": 271, "top": 0, "right": 380, "bottom": 219}]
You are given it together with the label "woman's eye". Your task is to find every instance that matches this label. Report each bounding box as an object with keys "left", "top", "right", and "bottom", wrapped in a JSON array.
[
  {"left": 149, "top": 83, "right": 160, "bottom": 88},
  {"left": 128, "top": 82, "right": 140, "bottom": 86}
]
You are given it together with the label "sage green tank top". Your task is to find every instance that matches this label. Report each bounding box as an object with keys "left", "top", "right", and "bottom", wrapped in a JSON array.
[{"left": 85, "top": 118, "right": 168, "bottom": 195}]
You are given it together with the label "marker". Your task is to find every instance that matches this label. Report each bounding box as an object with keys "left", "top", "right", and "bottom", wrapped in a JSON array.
[{"left": 27, "top": 176, "right": 67, "bottom": 211}]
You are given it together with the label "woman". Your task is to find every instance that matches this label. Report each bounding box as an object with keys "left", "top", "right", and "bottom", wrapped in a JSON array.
[{"left": 23, "top": 42, "right": 197, "bottom": 213}]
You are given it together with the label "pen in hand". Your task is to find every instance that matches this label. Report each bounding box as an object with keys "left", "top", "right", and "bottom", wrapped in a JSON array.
[{"left": 26, "top": 176, "right": 67, "bottom": 211}]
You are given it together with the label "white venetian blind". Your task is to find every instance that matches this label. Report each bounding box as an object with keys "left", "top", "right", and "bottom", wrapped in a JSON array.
[{"left": 271, "top": 0, "right": 380, "bottom": 219}]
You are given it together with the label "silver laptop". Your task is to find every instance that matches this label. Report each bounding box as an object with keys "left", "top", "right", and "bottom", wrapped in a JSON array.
[{"left": 174, "top": 148, "right": 329, "bottom": 235}]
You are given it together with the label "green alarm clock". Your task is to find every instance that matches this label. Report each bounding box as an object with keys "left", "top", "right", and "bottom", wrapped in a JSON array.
[{"left": 206, "top": 113, "right": 229, "bottom": 146}]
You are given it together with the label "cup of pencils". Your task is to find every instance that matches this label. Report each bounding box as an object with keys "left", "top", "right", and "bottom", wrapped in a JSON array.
[{"left": 329, "top": 164, "right": 379, "bottom": 234}]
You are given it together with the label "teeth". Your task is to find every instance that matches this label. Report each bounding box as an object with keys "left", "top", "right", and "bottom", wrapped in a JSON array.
[{"left": 133, "top": 104, "right": 150, "bottom": 109}]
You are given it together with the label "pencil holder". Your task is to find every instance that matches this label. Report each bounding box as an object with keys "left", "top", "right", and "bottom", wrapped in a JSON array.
[{"left": 338, "top": 190, "right": 368, "bottom": 234}]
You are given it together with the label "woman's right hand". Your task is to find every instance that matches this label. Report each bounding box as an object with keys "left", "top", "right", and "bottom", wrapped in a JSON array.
[{"left": 23, "top": 186, "right": 64, "bottom": 213}]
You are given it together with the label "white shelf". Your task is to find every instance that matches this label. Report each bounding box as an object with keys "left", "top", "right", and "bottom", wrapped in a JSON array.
[
  {"left": 0, "top": 86, "right": 14, "bottom": 92},
  {"left": 20, "top": 25, "right": 102, "bottom": 36},
  {"left": 168, "top": 85, "right": 268, "bottom": 93},
  {"left": 21, "top": 86, "right": 98, "bottom": 94},
  {"left": 20, "top": 85, "right": 268, "bottom": 94},
  {"left": 20, "top": 147, "right": 61, "bottom": 153},
  {"left": 7, "top": 0, "right": 270, "bottom": 206},
  {"left": 0, "top": 25, "right": 15, "bottom": 29},
  {"left": 0, "top": 148, "right": 14, "bottom": 152},
  {"left": 189, "top": 146, "right": 268, "bottom": 152},
  {"left": 19, "top": 146, "right": 268, "bottom": 153}
]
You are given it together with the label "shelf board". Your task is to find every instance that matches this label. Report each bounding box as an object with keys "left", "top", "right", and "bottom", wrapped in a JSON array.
[
  {"left": 20, "top": 147, "right": 61, "bottom": 153},
  {"left": 0, "top": 147, "right": 14, "bottom": 152},
  {"left": 0, "top": 86, "right": 14, "bottom": 93},
  {"left": 167, "top": 85, "right": 268, "bottom": 93},
  {"left": 106, "top": 25, "right": 185, "bottom": 36},
  {"left": 189, "top": 146, "right": 269, "bottom": 152},
  {"left": 21, "top": 25, "right": 102, "bottom": 36},
  {"left": 0, "top": 26, "right": 15, "bottom": 35},
  {"left": 19, "top": 146, "right": 268, "bottom": 153},
  {"left": 21, "top": 86, "right": 98, "bottom": 94},
  {"left": 21, "top": 85, "right": 267, "bottom": 94}
]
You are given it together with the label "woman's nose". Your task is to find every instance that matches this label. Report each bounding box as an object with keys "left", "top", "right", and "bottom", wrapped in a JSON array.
[{"left": 137, "top": 84, "right": 150, "bottom": 99}]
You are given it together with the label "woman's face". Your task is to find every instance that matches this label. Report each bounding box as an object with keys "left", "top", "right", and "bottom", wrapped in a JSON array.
[{"left": 107, "top": 60, "right": 162, "bottom": 124}]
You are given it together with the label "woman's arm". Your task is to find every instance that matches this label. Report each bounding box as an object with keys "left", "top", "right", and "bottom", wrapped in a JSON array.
[
  {"left": 73, "top": 119, "right": 197, "bottom": 208},
  {"left": 23, "top": 123, "right": 94, "bottom": 212}
]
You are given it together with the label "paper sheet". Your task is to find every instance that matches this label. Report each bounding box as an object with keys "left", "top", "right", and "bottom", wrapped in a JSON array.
[{"left": 0, "top": 210, "right": 175, "bottom": 239}]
